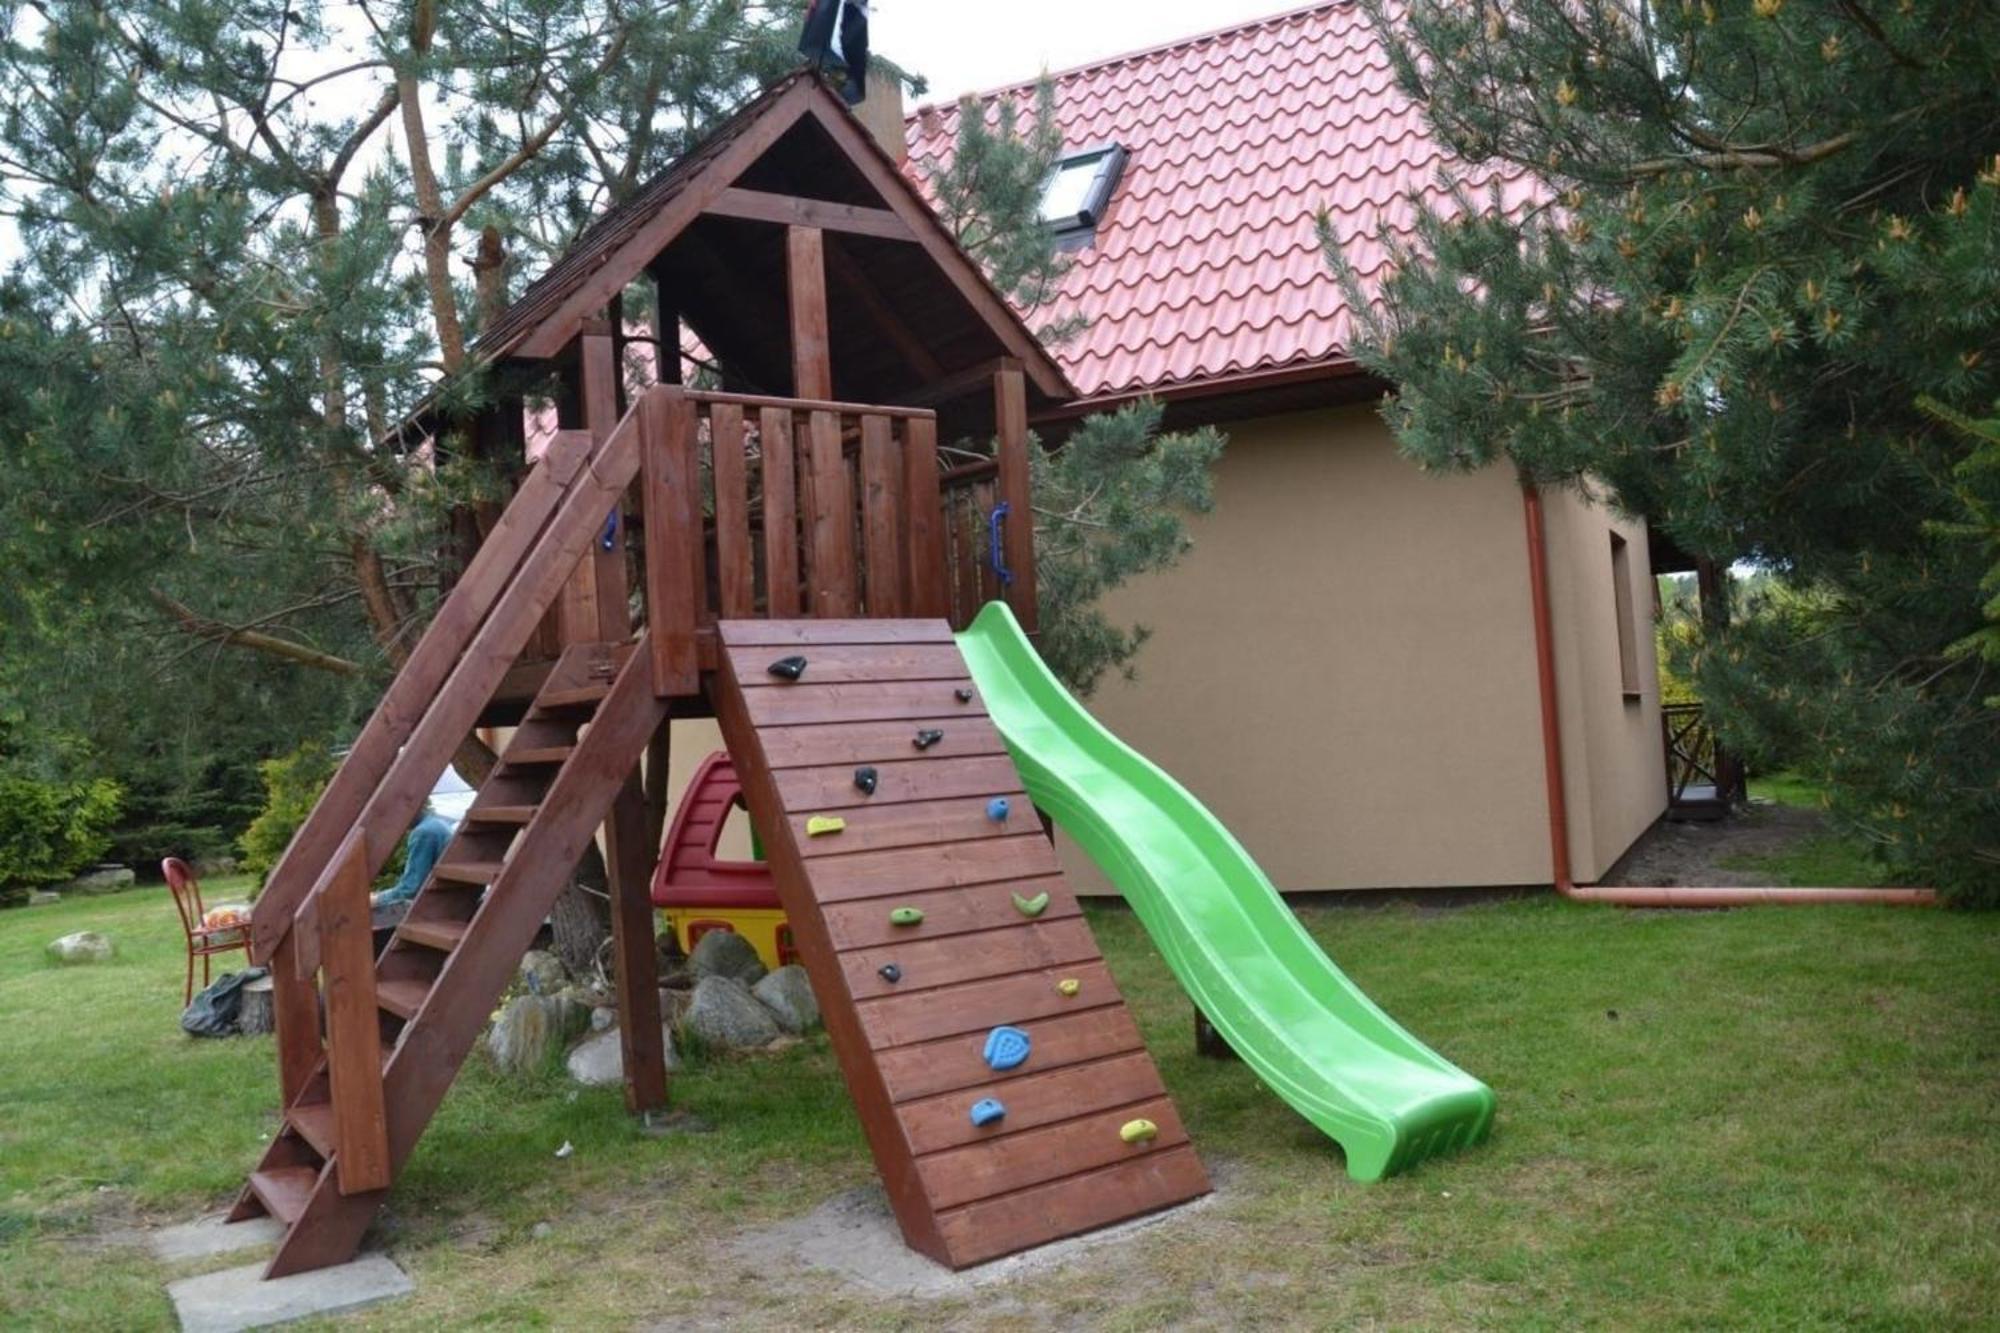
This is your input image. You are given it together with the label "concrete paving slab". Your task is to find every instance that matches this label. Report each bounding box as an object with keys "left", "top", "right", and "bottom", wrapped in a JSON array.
[
  {"left": 166, "top": 1253, "right": 412, "bottom": 1332},
  {"left": 149, "top": 1214, "right": 285, "bottom": 1264},
  {"left": 725, "top": 1173, "right": 1222, "bottom": 1299}
]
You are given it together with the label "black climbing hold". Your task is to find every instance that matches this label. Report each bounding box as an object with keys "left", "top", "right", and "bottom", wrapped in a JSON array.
[
  {"left": 878, "top": 963, "right": 902, "bottom": 984},
  {"left": 853, "top": 766, "right": 879, "bottom": 796},
  {"left": 955, "top": 687, "right": 975, "bottom": 704},
  {"left": 766, "top": 655, "right": 808, "bottom": 681},
  {"left": 913, "top": 728, "right": 944, "bottom": 751}
]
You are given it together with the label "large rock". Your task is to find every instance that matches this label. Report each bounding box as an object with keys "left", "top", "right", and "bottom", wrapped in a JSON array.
[
  {"left": 517, "top": 949, "right": 569, "bottom": 997},
  {"left": 688, "top": 930, "right": 766, "bottom": 986},
  {"left": 47, "top": 931, "right": 115, "bottom": 964},
  {"left": 657, "top": 987, "right": 693, "bottom": 1032},
  {"left": 26, "top": 889, "right": 61, "bottom": 907},
  {"left": 752, "top": 965, "right": 820, "bottom": 1034},
  {"left": 682, "top": 975, "right": 780, "bottom": 1051},
  {"left": 488, "top": 992, "right": 585, "bottom": 1075},
  {"left": 565, "top": 1025, "right": 682, "bottom": 1086},
  {"left": 63, "top": 865, "right": 134, "bottom": 895}
]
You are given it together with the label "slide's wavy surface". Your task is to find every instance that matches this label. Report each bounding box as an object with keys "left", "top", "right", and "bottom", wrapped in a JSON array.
[{"left": 958, "top": 603, "right": 1494, "bottom": 1179}]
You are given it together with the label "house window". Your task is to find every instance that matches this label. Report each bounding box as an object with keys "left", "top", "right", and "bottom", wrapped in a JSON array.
[
  {"left": 1040, "top": 144, "right": 1127, "bottom": 238},
  {"left": 1610, "top": 532, "right": 1642, "bottom": 699}
]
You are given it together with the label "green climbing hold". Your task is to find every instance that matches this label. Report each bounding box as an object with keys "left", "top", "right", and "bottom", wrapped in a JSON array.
[
  {"left": 1011, "top": 890, "right": 1050, "bottom": 918},
  {"left": 889, "top": 906, "right": 925, "bottom": 927}
]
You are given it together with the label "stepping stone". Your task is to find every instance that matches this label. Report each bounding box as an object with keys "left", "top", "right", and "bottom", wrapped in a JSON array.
[{"left": 166, "top": 1252, "right": 412, "bottom": 1332}]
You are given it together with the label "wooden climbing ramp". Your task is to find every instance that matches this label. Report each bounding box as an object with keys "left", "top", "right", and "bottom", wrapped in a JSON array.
[{"left": 712, "top": 619, "right": 1211, "bottom": 1268}]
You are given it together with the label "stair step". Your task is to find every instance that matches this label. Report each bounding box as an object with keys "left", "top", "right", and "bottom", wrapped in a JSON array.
[
  {"left": 538, "top": 683, "right": 611, "bottom": 711},
  {"left": 247, "top": 1165, "right": 321, "bottom": 1225},
  {"left": 503, "top": 745, "right": 575, "bottom": 767},
  {"left": 377, "top": 975, "right": 432, "bottom": 1020},
  {"left": 397, "top": 916, "right": 470, "bottom": 952},
  {"left": 462, "top": 805, "right": 538, "bottom": 826},
  {"left": 433, "top": 860, "right": 505, "bottom": 885},
  {"left": 287, "top": 1102, "right": 337, "bottom": 1158}
]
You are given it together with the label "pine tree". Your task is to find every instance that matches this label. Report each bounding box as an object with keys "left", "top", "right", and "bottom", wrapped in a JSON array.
[{"left": 1330, "top": 0, "right": 2000, "bottom": 899}]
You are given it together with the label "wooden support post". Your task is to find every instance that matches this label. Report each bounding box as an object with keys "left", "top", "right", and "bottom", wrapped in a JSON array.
[
  {"left": 604, "top": 770, "right": 667, "bottom": 1114},
  {"left": 992, "top": 362, "right": 1038, "bottom": 632},
  {"left": 320, "top": 840, "right": 390, "bottom": 1195},
  {"left": 787, "top": 226, "right": 832, "bottom": 400},
  {"left": 807, "top": 409, "right": 857, "bottom": 616},
  {"left": 269, "top": 930, "right": 322, "bottom": 1107},
  {"left": 760, "top": 408, "right": 801, "bottom": 616},
  {"left": 582, "top": 329, "right": 631, "bottom": 644},
  {"left": 643, "top": 387, "right": 701, "bottom": 695},
  {"left": 642, "top": 712, "right": 674, "bottom": 879},
  {"left": 859, "top": 413, "right": 904, "bottom": 616}
]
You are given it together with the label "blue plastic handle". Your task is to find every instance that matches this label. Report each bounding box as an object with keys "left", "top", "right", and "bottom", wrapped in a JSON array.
[{"left": 988, "top": 502, "right": 1014, "bottom": 586}]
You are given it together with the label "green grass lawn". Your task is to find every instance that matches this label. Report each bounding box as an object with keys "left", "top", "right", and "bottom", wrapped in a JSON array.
[
  {"left": 1733, "top": 771, "right": 1899, "bottom": 888},
  {"left": 4, "top": 880, "right": 1998, "bottom": 1329}
]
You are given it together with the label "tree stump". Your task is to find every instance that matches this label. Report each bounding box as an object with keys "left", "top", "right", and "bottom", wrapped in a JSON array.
[{"left": 238, "top": 972, "right": 276, "bottom": 1037}]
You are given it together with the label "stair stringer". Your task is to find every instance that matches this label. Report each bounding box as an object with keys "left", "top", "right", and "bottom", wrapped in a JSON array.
[{"left": 257, "top": 648, "right": 668, "bottom": 1277}]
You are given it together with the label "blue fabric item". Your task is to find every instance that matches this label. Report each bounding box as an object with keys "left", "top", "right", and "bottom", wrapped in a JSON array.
[{"left": 376, "top": 812, "right": 454, "bottom": 906}]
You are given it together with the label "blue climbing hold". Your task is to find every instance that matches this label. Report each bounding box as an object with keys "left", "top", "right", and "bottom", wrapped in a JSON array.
[
  {"left": 986, "top": 797, "right": 1010, "bottom": 823},
  {"left": 982, "top": 1025, "right": 1030, "bottom": 1071},
  {"left": 599, "top": 510, "right": 619, "bottom": 552},
  {"left": 969, "top": 1098, "right": 1006, "bottom": 1127}
]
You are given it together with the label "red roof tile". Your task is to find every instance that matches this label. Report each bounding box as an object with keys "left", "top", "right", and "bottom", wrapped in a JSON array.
[{"left": 903, "top": 2, "right": 1541, "bottom": 402}]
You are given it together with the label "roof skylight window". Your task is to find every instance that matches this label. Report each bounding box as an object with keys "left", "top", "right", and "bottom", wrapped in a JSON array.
[{"left": 1040, "top": 144, "right": 1127, "bottom": 237}]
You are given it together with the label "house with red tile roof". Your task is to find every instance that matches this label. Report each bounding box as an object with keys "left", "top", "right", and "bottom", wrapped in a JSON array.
[{"left": 904, "top": 2, "right": 1670, "bottom": 892}]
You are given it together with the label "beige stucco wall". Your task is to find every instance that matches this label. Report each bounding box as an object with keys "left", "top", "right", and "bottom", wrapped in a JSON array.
[
  {"left": 1540, "top": 485, "right": 1668, "bottom": 881},
  {"left": 1056, "top": 404, "right": 1553, "bottom": 891}
]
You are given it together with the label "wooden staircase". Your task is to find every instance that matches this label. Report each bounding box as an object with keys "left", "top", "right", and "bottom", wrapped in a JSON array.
[
  {"left": 232, "top": 391, "right": 673, "bottom": 1277},
  {"left": 711, "top": 619, "right": 1210, "bottom": 1268}
]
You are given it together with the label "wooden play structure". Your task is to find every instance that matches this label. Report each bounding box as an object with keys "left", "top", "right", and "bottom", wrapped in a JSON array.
[{"left": 231, "top": 73, "right": 1208, "bottom": 1279}]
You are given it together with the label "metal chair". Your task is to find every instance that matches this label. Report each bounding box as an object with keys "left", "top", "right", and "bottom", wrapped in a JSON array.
[{"left": 162, "top": 857, "right": 252, "bottom": 1005}]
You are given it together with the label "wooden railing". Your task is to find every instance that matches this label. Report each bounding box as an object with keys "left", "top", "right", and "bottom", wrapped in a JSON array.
[
  {"left": 1663, "top": 702, "right": 1743, "bottom": 806},
  {"left": 641, "top": 386, "right": 1029, "bottom": 684}
]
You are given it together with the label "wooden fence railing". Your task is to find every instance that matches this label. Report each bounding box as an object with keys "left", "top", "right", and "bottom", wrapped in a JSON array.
[{"left": 1663, "top": 701, "right": 1743, "bottom": 807}]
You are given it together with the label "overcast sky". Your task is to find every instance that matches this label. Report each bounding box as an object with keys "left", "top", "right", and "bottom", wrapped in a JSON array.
[{"left": 885, "top": 0, "right": 1306, "bottom": 107}]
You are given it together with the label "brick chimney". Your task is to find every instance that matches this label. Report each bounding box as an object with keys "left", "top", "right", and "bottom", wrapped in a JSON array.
[{"left": 851, "top": 74, "right": 908, "bottom": 165}]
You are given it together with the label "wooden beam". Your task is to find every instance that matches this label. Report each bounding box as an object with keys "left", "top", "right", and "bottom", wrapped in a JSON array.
[
  {"left": 903, "top": 357, "right": 1013, "bottom": 409},
  {"left": 321, "top": 838, "right": 389, "bottom": 1195},
  {"left": 801, "top": 92, "right": 1073, "bottom": 402},
  {"left": 993, "top": 362, "right": 1038, "bottom": 633},
  {"left": 605, "top": 768, "right": 666, "bottom": 1115},
  {"left": 787, "top": 226, "right": 832, "bottom": 400},
  {"left": 643, "top": 387, "right": 702, "bottom": 695},
  {"left": 516, "top": 81, "right": 816, "bottom": 360},
  {"left": 581, "top": 330, "right": 631, "bottom": 645},
  {"left": 707, "top": 186, "right": 913, "bottom": 241}
]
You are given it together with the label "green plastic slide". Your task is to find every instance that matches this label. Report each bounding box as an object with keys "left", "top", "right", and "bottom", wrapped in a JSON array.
[{"left": 958, "top": 602, "right": 1495, "bottom": 1179}]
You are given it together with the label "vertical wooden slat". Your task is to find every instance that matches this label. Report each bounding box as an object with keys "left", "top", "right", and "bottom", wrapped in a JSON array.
[
  {"left": 787, "top": 226, "right": 832, "bottom": 400},
  {"left": 807, "top": 410, "right": 856, "bottom": 616},
  {"left": 858, "top": 413, "right": 904, "bottom": 616},
  {"left": 795, "top": 416, "right": 817, "bottom": 600},
  {"left": 993, "top": 362, "right": 1038, "bottom": 632},
  {"left": 644, "top": 387, "right": 701, "bottom": 694},
  {"left": 760, "top": 407, "right": 800, "bottom": 616},
  {"left": 711, "top": 402, "right": 753, "bottom": 617},
  {"left": 582, "top": 330, "right": 633, "bottom": 643},
  {"left": 321, "top": 839, "right": 389, "bottom": 1196},
  {"left": 270, "top": 931, "right": 321, "bottom": 1107},
  {"left": 901, "top": 416, "right": 946, "bottom": 618}
]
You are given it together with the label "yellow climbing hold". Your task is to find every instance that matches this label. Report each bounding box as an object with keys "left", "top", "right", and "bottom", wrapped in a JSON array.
[
  {"left": 805, "top": 815, "right": 846, "bottom": 837},
  {"left": 1120, "top": 1118, "right": 1159, "bottom": 1145},
  {"left": 1056, "top": 978, "right": 1081, "bottom": 997}
]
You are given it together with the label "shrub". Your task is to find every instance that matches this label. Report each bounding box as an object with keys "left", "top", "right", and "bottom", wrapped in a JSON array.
[
  {"left": 0, "top": 774, "right": 122, "bottom": 907},
  {"left": 238, "top": 742, "right": 335, "bottom": 888}
]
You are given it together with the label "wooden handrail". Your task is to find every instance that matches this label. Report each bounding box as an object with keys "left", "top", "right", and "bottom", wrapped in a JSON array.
[
  {"left": 277, "top": 391, "right": 654, "bottom": 962},
  {"left": 685, "top": 387, "right": 937, "bottom": 421},
  {"left": 248, "top": 428, "right": 597, "bottom": 964}
]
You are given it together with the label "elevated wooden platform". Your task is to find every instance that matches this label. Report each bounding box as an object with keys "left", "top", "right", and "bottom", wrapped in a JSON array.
[{"left": 711, "top": 619, "right": 1209, "bottom": 1268}]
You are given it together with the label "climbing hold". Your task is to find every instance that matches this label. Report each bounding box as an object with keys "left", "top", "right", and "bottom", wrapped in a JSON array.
[
  {"left": 766, "top": 655, "right": 808, "bottom": 681},
  {"left": 982, "top": 1026, "right": 1031, "bottom": 1071},
  {"left": 599, "top": 510, "right": 620, "bottom": 553},
  {"left": 1120, "top": 1118, "right": 1159, "bottom": 1145},
  {"left": 878, "top": 963, "right": 902, "bottom": 984},
  {"left": 853, "top": 765, "right": 879, "bottom": 796},
  {"left": 913, "top": 728, "right": 944, "bottom": 750},
  {"left": 806, "top": 815, "right": 846, "bottom": 837},
  {"left": 1011, "top": 890, "right": 1050, "bottom": 918},
  {"left": 969, "top": 1098, "right": 1007, "bottom": 1127},
  {"left": 987, "top": 797, "right": 1010, "bottom": 823},
  {"left": 1056, "top": 978, "right": 1081, "bottom": 997},
  {"left": 889, "top": 906, "right": 925, "bottom": 927},
  {"left": 955, "top": 687, "right": 975, "bottom": 704}
]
